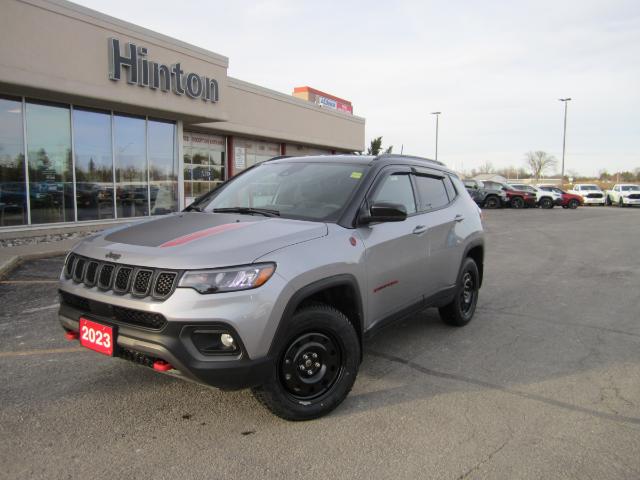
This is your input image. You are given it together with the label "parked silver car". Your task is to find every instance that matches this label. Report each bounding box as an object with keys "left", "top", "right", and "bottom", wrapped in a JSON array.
[{"left": 59, "top": 154, "right": 485, "bottom": 420}]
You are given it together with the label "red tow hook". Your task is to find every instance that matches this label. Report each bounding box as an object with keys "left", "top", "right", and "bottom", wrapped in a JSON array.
[
  {"left": 65, "top": 331, "right": 79, "bottom": 341},
  {"left": 153, "top": 360, "right": 174, "bottom": 372}
]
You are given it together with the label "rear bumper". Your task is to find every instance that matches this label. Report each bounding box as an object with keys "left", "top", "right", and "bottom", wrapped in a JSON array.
[{"left": 59, "top": 305, "right": 273, "bottom": 390}]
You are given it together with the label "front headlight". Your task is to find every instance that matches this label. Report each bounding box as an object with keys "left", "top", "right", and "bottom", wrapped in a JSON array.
[{"left": 178, "top": 263, "right": 276, "bottom": 294}]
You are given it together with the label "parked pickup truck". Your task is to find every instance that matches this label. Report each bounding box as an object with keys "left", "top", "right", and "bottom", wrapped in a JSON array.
[
  {"left": 568, "top": 184, "right": 605, "bottom": 206},
  {"left": 605, "top": 184, "right": 640, "bottom": 207},
  {"left": 463, "top": 179, "right": 507, "bottom": 209}
]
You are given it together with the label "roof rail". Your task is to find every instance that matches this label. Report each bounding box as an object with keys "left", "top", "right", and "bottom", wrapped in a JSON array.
[{"left": 374, "top": 153, "right": 445, "bottom": 167}]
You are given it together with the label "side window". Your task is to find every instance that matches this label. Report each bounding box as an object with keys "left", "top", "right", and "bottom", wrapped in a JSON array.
[
  {"left": 371, "top": 173, "right": 417, "bottom": 215},
  {"left": 444, "top": 176, "right": 457, "bottom": 200},
  {"left": 413, "top": 175, "right": 450, "bottom": 211}
]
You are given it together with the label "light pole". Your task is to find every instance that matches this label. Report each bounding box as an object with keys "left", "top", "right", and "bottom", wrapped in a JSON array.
[
  {"left": 431, "top": 112, "right": 441, "bottom": 161},
  {"left": 559, "top": 98, "right": 571, "bottom": 185}
]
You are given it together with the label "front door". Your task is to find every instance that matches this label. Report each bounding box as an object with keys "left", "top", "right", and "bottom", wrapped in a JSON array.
[{"left": 357, "top": 168, "right": 429, "bottom": 327}]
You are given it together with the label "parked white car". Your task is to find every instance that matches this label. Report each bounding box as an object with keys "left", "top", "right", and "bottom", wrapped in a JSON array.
[
  {"left": 568, "top": 184, "right": 605, "bottom": 206},
  {"left": 510, "top": 183, "right": 562, "bottom": 209},
  {"left": 605, "top": 184, "right": 640, "bottom": 207}
]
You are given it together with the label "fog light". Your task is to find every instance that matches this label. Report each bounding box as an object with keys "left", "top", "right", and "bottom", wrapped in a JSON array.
[
  {"left": 191, "top": 329, "right": 239, "bottom": 355},
  {"left": 221, "top": 333, "right": 235, "bottom": 348}
]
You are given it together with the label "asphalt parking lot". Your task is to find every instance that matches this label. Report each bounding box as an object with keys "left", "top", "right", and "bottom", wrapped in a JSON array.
[{"left": 1, "top": 207, "right": 639, "bottom": 480}]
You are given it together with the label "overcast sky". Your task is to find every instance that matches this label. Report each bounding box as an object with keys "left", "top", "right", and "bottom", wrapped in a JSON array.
[{"left": 77, "top": 0, "right": 639, "bottom": 176}]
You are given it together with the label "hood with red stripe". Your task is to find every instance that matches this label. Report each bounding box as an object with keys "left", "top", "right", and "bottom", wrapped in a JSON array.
[{"left": 72, "top": 212, "right": 328, "bottom": 269}]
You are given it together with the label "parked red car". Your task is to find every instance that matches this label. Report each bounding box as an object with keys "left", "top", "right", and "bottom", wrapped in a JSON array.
[
  {"left": 538, "top": 185, "right": 583, "bottom": 209},
  {"left": 483, "top": 181, "right": 537, "bottom": 209}
]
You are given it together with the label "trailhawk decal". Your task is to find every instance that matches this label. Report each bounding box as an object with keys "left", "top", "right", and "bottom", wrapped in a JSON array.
[
  {"left": 159, "top": 223, "right": 255, "bottom": 248},
  {"left": 373, "top": 280, "right": 399, "bottom": 293}
]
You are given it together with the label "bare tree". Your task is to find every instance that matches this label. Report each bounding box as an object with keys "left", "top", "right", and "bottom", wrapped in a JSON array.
[
  {"left": 524, "top": 151, "right": 557, "bottom": 181},
  {"left": 477, "top": 161, "right": 495, "bottom": 174}
]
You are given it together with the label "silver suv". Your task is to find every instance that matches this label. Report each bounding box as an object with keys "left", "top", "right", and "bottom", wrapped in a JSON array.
[{"left": 59, "top": 154, "right": 485, "bottom": 420}]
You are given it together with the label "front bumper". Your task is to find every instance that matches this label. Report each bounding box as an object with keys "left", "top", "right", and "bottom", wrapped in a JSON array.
[
  {"left": 59, "top": 304, "right": 273, "bottom": 390},
  {"left": 582, "top": 196, "right": 605, "bottom": 204},
  {"left": 57, "top": 272, "right": 290, "bottom": 390},
  {"left": 623, "top": 197, "right": 640, "bottom": 205}
]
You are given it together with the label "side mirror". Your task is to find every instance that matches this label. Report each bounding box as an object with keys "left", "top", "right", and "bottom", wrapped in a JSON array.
[{"left": 360, "top": 202, "right": 407, "bottom": 224}]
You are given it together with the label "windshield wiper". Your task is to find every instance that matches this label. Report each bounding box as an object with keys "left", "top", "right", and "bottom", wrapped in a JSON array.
[
  {"left": 213, "top": 207, "right": 280, "bottom": 217},
  {"left": 184, "top": 204, "right": 205, "bottom": 212}
]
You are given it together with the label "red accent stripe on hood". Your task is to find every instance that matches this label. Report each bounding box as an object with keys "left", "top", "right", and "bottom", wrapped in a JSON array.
[{"left": 159, "top": 222, "right": 254, "bottom": 248}]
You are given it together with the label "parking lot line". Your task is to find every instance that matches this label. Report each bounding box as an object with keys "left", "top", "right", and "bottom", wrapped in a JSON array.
[{"left": 0, "top": 347, "right": 84, "bottom": 358}]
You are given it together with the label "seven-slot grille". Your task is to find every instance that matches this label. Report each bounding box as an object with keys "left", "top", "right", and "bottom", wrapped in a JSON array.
[
  {"left": 628, "top": 193, "right": 640, "bottom": 199},
  {"left": 587, "top": 193, "right": 603, "bottom": 198},
  {"left": 64, "top": 254, "right": 178, "bottom": 300}
]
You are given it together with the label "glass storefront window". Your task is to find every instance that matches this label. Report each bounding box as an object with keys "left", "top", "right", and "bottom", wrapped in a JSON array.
[
  {"left": 183, "top": 132, "right": 225, "bottom": 206},
  {"left": 73, "top": 108, "right": 114, "bottom": 221},
  {"left": 149, "top": 119, "right": 177, "bottom": 215},
  {"left": 285, "top": 143, "right": 332, "bottom": 156},
  {"left": 233, "top": 138, "right": 280, "bottom": 174},
  {"left": 114, "top": 114, "right": 147, "bottom": 218},
  {"left": 0, "top": 97, "right": 26, "bottom": 226},
  {"left": 26, "top": 101, "right": 73, "bottom": 225}
]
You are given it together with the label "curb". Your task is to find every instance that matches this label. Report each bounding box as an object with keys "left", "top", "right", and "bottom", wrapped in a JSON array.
[{"left": 0, "top": 250, "right": 69, "bottom": 280}]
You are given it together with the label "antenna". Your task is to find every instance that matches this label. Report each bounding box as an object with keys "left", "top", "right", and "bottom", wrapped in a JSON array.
[{"left": 400, "top": 144, "right": 404, "bottom": 154}]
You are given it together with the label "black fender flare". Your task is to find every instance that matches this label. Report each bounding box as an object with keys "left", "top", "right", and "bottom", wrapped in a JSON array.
[
  {"left": 267, "top": 274, "right": 365, "bottom": 359},
  {"left": 462, "top": 238, "right": 485, "bottom": 287}
]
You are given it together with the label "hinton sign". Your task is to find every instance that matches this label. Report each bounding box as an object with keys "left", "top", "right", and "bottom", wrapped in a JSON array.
[{"left": 108, "top": 38, "right": 219, "bottom": 103}]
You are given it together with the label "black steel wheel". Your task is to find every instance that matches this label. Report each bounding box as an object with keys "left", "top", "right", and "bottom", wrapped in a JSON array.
[
  {"left": 439, "top": 257, "right": 480, "bottom": 327},
  {"left": 483, "top": 195, "right": 500, "bottom": 209},
  {"left": 511, "top": 196, "right": 525, "bottom": 209},
  {"left": 280, "top": 332, "right": 343, "bottom": 400},
  {"left": 252, "top": 304, "right": 359, "bottom": 421}
]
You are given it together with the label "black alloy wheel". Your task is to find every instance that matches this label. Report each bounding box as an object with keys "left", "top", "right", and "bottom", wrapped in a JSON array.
[
  {"left": 252, "top": 304, "right": 360, "bottom": 421},
  {"left": 484, "top": 195, "right": 499, "bottom": 209},
  {"left": 511, "top": 196, "right": 525, "bottom": 209},
  {"left": 568, "top": 199, "right": 579, "bottom": 209}
]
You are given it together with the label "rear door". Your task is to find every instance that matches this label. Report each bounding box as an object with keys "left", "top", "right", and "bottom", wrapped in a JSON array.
[
  {"left": 412, "top": 168, "right": 465, "bottom": 296},
  {"left": 357, "top": 167, "right": 428, "bottom": 326}
]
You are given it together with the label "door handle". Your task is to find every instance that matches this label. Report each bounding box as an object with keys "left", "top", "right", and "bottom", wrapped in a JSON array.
[
  {"left": 454, "top": 214, "right": 465, "bottom": 222},
  {"left": 412, "top": 225, "right": 428, "bottom": 235}
]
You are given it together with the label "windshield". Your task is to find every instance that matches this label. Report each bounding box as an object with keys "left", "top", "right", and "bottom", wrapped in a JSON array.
[
  {"left": 188, "top": 162, "right": 368, "bottom": 221},
  {"left": 621, "top": 185, "right": 640, "bottom": 191},
  {"left": 579, "top": 185, "right": 599, "bottom": 191}
]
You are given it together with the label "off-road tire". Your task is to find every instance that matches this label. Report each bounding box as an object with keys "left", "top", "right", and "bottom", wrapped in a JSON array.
[
  {"left": 511, "top": 196, "right": 525, "bottom": 209},
  {"left": 251, "top": 304, "right": 360, "bottom": 421},
  {"left": 483, "top": 195, "right": 500, "bottom": 209},
  {"left": 439, "top": 257, "right": 480, "bottom": 327},
  {"left": 568, "top": 199, "right": 579, "bottom": 209},
  {"left": 539, "top": 197, "right": 554, "bottom": 209}
]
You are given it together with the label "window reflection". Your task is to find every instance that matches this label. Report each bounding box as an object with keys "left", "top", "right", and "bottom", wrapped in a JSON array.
[
  {"left": 0, "top": 97, "right": 27, "bottom": 226},
  {"left": 73, "top": 109, "right": 114, "bottom": 220},
  {"left": 183, "top": 132, "right": 225, "bottom": 206},
  {"left": 26, "top": 101, "right": 73, "bottom": 224},
  {"left": 114, "top": 115, "right": 147, "bottom": 217},
  {"left": 148, "top": 120, "right": 177, "bottom": 215}
]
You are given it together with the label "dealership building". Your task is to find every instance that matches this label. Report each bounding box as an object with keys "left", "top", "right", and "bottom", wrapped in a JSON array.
[{"left": 0, "top": 0, "right": 365, "bottom": 232}]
